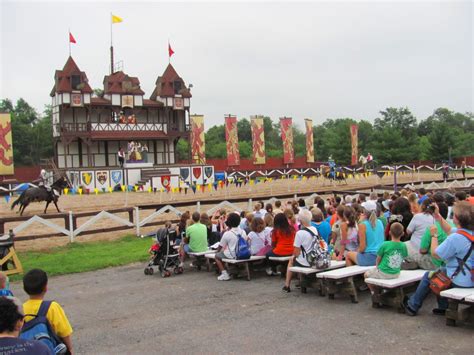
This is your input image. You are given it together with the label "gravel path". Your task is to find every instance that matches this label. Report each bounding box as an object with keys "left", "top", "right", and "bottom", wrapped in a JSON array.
[{"left": 11, "top": 263, "right": 473, "bottom": 354}]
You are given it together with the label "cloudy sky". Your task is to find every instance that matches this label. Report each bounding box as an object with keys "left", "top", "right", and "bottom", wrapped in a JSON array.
[{"left": 1, "top": 0, "right": 472, "bottom": 130}]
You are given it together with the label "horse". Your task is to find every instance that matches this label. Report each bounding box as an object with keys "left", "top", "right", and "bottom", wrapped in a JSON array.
[
  {"left": 320, "top": 165, "right": 347, "bottom": 184},
  {"left": 11, "top": 176, "right": 70, "bottom": 216}
]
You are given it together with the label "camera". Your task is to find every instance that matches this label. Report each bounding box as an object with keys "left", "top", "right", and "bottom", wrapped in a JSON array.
[{"left": 426, "top": 204, "right": 436, "bottom": 214}]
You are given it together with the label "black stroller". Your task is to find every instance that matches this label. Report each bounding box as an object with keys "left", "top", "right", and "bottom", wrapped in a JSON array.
[{"left": 144, "top": 227, "right": 183, "bottom": 277}]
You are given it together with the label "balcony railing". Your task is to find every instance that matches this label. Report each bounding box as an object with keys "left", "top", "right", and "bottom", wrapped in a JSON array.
[{"left": 56, "top": 122, "right": 191, "bottom": 137}]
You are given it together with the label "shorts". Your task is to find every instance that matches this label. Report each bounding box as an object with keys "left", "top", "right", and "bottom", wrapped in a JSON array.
[
  {"left": 293, "top": 259, "right": 306, "bottom": 268},
  {"left": 356, "top": 252, "right": 377, "bottom": 266},
  {"left": 365, "top": 267, "right": 399, "bottom": 279},
  {"left": 215, "top": 251, "right": 233, "bottom": 260}
]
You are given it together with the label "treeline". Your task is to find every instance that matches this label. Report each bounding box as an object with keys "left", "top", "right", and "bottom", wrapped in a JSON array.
[
  {"left": 0, "top": 99, "right": 54, "bottom": 166},
  {"left": 1, "top": 98, "right": 472, "bottom": 166},
  {"left": 178, "top": 107, "right": 473, "bottom": 164}
]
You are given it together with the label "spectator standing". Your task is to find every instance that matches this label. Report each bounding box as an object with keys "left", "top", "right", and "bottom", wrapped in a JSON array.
[{"left": 22, "top": 269, "right": 73, "bottom": 354}]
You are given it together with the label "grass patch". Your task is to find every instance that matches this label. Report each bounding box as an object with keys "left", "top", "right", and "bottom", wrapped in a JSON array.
[{"left": 10, "top": 235, "right": 152, "bottom": 281}]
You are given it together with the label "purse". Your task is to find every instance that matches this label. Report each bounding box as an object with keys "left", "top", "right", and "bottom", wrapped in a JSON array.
[{"left": 429, "top": 270, "right": 451, "bottom": 296}]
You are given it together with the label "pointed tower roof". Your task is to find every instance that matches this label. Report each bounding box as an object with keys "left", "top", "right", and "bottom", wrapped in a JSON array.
[
  {"left": 102, "top": 71, "right": 145, "bottom": 95},
  {"left": 50, "top": 56, "right": 93, "bottom": 97},
  {"left": 150, "top": 63, "right": 192, "bottom": 100}
]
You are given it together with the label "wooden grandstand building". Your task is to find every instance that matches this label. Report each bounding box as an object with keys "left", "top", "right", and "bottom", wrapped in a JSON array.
[{"left": 50, "top": 56, "right": 213, "bottom": 190}]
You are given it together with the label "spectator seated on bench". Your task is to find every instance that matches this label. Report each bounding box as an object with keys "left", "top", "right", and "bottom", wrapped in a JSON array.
[
  {"left": 364, "top": 222, "right": 408, "bottom": 294},
  {"left": 179, "top": 212, "right": 209, "bottom": 268},
  {"left": 282, "top": 210, "right": 318, "bottom": 293},
  {"left": 346, "top": 207, "right": 384, "bottom": 267},
  {"left": 215, "top": 213, "right": 247, "bottom": 281},
  {"left": 403, "top": 202, "right": 474, "bottom": 317},
  {"left": 265, "top": 213, "right": 296, "bottom": 276}
]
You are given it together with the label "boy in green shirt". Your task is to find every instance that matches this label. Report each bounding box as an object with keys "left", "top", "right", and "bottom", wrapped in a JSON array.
[{"left": 365, "top": 222, "right": 408, "bottom": 293}]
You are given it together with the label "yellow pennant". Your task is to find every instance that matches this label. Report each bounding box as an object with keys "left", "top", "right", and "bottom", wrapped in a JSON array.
[
  {"left": 63, "top": 188, "right": 69, "bottom": 195},
  {"left": 78, "top": 188, "right": 83, "bottom": 195},
  {"left": 108, "top": 187, "right": 113, "bottom": 193},
  {"left": 94, "top": 188, "right": 99, "bottom": 195},
  {"left": 121, "top": 185, "right": 126, "bottom": 192},
  {"left": 112, "top": 14, "right": 123, "bottom": 23}
]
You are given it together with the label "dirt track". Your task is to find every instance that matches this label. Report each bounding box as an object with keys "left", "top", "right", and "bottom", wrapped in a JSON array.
[{"left": 1, "top": 172, "right": 466, "bottom": 251}]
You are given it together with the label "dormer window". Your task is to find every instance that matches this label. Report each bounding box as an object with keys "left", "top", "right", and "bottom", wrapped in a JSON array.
[
  {"left": 173, "top": 80, "right": 182, "bottom": 94},
  {"left": 71, "top": 75, "right": 81, "bottom": 90}
]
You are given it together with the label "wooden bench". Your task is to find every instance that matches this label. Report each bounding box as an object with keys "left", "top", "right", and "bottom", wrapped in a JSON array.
[
  {"left": 288, "top": 260, "right": 346, "bottom": 295},
  {"left": 317, "top": 265, "right": 373, "bottom": 303},
  {"left": 204, "top": 254, "right": 266, "bottom": 280},
  {"left": 440, "top": 288, "right": 474, "bottom": 326},
  {"left": 365, "top": 269, "right": 426, "bottom": 312},
  {"left": 188, "top": 250, "right": 217, "bottom": 271}
]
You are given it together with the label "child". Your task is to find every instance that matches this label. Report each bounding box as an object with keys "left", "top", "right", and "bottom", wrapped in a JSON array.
[
  {"left": 22, "top": 269, "right": 74, "bottom": 354},
  {"left": 247, "top": 217, "right": 269, "bottom": 255},
  {"left": 364, "top": 222, "right": 408, "bottom": 293},
  {"left": 0, "top": 271, "right": 13, "bottom": 297}
]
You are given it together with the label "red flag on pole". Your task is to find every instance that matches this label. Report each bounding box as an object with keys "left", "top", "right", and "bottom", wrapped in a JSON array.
[
  {"left": 69, "top": 32, "right": 76, "bottom": 44},
  {"left": 168, "top": 42, "right": 174, "bottom": 58}
]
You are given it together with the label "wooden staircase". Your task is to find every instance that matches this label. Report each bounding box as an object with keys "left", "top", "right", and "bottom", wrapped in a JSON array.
[{"left": 136, "top": 168, "right": 172, "bottom": 187}]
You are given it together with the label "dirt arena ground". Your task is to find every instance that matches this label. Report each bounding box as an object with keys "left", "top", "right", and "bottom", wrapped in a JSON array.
[
  {"left": 10, "top": 262, "right": 474, "bottom": 354},
  {"left": 2, "top": 172, "right": 470, "bottom": 251}
]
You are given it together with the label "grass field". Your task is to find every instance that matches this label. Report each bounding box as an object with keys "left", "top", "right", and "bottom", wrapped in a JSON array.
[{"left": 11, "top": 235, "right": 153, "bottom": 281}]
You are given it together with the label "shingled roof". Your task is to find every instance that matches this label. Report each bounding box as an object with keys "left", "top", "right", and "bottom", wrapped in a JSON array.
[
  {"left": 150, "top": 63, "right": 192, "bottom": 100},
  {"left": 103, "top": 71, "right": 145, "bottom": 95},
  {"left": 50, "top": 56, "right": 93, "bottom": 97}
]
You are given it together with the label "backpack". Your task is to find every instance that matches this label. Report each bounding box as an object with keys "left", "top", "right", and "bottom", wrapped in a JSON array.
[
  {"left": 20, "top": 301, "right": 68, "bottom": 355},
  {"left": 455, "top": 230, "right": 474, "bottom": 282},
  {"left": 233, "top": 232, "right": 251, "bottom": 260},
  {"left": 301, "top": 227, "right": 331, "bottom": 269}
]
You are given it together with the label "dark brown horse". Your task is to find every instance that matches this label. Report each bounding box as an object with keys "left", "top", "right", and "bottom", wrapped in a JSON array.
[
  {"left": 11, "top": 177, "right": 69, "bottom": 216},
  {"left": 320, "top": 165, "right": 347, "bottom": 184}
]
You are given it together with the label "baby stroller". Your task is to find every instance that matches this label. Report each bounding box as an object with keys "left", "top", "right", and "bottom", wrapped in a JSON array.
[{"left": 144, "top": 227, "right": 183, "bottom": 277}]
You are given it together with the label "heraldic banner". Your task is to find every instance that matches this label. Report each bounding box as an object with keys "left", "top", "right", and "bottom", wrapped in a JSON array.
[
  {"left": 190, "top": 115, "right": 206, "bottom": 164},
  {"left": 280, "top": 117, "right": 294, "bottom": 164},
  {"left": 351, "top": 124, "right": 358, "bottom": 166},
  {"left": 225, "top": 115, "right": 240, "bottom": 166},
  {"left": 305, "top": 119, "right": 314, "bottom": 163},
  {"left": 250, "top": 116, "right": 265, "bottom": 165},
  {"left": 0, "top": 113, "right": 14, "bottom": 175}
]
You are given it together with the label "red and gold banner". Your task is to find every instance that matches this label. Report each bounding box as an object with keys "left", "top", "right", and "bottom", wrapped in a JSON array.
[
  {"left": 280, "top": 117, "right": 294, "bottom": 164},
  {"left": 251, "top": 116, "right": 265, "bottom": 165},
  {"left": 351, "top": 124, "right": 358, "bottom": 166},
  {"left": 305, "top": 119, "right": 314, "bottom": 163},
  {"left": 225, "top": 115, "right": 240, "bottom": 166},
  {"left": 0, "top": 113, "right": 14, "bottom": 175},
  {"left": 190, "top": 115, "right": 206, "bottom": 164}
]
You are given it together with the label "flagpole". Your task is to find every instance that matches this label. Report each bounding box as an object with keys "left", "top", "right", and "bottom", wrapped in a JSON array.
[
  {"left": 168, "top": 39, "right": 170, "bottom": 64},
  {"left": 68, "top": 29, "right": 71, "bottom": 56},
  {"left": 110, "top": 13, "right": 114, "bottom": 74}
]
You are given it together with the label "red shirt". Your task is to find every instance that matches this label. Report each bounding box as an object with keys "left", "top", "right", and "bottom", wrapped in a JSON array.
[{"left": 272, "top": 228, "right": 296, "bottom": 256}]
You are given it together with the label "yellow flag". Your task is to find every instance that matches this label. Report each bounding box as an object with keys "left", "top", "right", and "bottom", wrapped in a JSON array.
[{"left": 112, "top": 14, "right": 123, "bottom": 23}]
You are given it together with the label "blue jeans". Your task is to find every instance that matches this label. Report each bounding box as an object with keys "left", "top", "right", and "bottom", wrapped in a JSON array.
[{"left": 407, "top": 271, "right": 449, "bottom": 313}]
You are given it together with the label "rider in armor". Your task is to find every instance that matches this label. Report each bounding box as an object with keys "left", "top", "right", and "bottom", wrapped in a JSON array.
[
  {"left": 328, "top": 156, "right": 336, "bottom": 179},
  {"left": 37, "top": 169, "right": 51, "bottom": 191}
]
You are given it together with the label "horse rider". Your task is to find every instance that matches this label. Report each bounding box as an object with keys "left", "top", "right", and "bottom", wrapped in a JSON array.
[
  {"left": 328, "top": 156, "right": 336, "bottom": 178},
  {"left": 367, "top": 152, "right": 373, "bottom": 162},
  {"left": 37, "top": 169, "right": 51, "bottom": 192}
]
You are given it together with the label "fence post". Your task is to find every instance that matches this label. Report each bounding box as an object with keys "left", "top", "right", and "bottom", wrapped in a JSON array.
[
  {"left": 135, "top": 207, "right": 140, "bottom": 237},
  {"left": 69, "top": 211, "right": 74, "bottom": 243},
  {"left": 248, "top": 198, "right": 252, "bottom": 211},
  {"left": 196, "top": 201, "right": 201, "bottom": 213}
]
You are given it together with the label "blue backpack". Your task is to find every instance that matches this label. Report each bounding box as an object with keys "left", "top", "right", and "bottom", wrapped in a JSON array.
[
  {"left": 20, "top": 301, "right": 67, "bottom": 354},
  {"left": 234, "top": 232, "right": 251, "bottom": 260}
]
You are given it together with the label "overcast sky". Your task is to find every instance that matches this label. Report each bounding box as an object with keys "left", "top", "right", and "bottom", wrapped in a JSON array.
[{"left": 1, "top": 0, "right": 472, "bottom": 130}]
